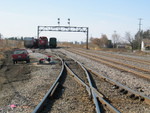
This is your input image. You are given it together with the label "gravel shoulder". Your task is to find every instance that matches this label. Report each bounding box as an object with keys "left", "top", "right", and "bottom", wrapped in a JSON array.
[{"left": 0, "top": 50, "right": 61, "bottom": 113}]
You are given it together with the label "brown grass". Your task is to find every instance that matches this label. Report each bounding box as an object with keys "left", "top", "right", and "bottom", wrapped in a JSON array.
[
  {"left": 0, "top": 39, "right": 24, "bottom": 60},
  {"left": 60, "top": 43, "right": 150, "bottom": 55}
]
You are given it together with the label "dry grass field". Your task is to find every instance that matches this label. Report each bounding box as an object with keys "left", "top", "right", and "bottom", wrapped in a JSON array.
[
  {"left": 0, "top": 39, "right": 24, "bottom": 59},
  {"left": 59, "top": 42, "right": 150, "bottom": 56}
]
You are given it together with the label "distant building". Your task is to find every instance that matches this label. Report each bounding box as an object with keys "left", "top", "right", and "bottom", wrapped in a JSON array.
[
  {"left": 116, "top": 43, "right": 131, "bottom": 49},
  {"left": 141, "top": 39, "right": 150, "bottom": 51},
  {"left": 116, "top": 44, "right": 126, "bottom": 48}
]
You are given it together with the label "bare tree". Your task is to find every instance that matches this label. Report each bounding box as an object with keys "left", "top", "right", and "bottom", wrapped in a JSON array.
[
  {"left": 112, "top": 31, "right": 120, "bottom": 48},
  {"left": 101, "top": 34, "right": 109, "bottom": 47},
  {"left": 125, "top": 32, "right": 134, "bottom": 52},
  {"left": 90, "top": 34, "right": 109, "bottom": 48},
  {"left": 90, "top": 38, "right": 102, "bottom": 47}
]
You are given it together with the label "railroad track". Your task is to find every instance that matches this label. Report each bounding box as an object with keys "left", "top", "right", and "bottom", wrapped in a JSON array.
[
  {"left": 77, "top": 48, "right": 150, "bottom": 65},
  {"left": 66, "top": 48, "right": 150, "bottom": 80},
  {"left": 32, "top": 50, "right": 150, "bottom": 113},
  {"left": 66, "top": 56, "right": 150, "bottom": 112}
]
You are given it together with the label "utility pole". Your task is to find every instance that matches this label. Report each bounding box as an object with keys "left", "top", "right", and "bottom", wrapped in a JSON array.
[
  {"left": 113, "top": 30, "right": 117, "bottom": 48},
  {"left": 138, "top": 18, "right": 142, "bottom": 50},
  {"left": 138, "top": 18, "right": 142, "bottom": 32}
]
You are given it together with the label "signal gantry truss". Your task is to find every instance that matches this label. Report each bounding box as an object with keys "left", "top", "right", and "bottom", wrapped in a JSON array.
[{"left": 37, "top": 26, "right": 89, "bottom": 49}]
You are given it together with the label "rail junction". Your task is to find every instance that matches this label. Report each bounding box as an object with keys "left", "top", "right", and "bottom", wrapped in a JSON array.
[
  {"left": 32, "top": 49, "right": 150, "bottom": 113},
  {"left": 1, "top": 48, "right": 150, "bottom": 113}
]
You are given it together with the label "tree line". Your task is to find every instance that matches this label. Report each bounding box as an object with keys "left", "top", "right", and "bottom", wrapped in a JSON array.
[{"left": 90, "top": 29, "right": 150, "bottom": 51}]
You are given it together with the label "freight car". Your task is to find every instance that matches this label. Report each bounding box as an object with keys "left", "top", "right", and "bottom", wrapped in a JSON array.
[
  {"left": 33, "top": 39, "right": 39, "bottom": 48},
  {"left": 24, "top": 37, "right": 34, "bottom": 48},
  {"left": 49, "top": 37, "right": 57, "bottom": 48},
  {"left": 38, "top": 36, "right": 48, "bottom": 49}
]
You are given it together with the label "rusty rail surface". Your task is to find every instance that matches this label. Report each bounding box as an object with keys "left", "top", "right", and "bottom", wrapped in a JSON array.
[
  {"left": 76, "top": 48, "right": 150, "bottom": 65},
  {"left": 66, "top": 49, "right": 150, "bottom": 80},
  {"left": 69, "top": 49, "right": 150, "bottom": 73}
]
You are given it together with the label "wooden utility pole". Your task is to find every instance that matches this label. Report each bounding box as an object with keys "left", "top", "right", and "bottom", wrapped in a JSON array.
[{"left": 138, "top": 18, "right": 142, "bottom": 50}]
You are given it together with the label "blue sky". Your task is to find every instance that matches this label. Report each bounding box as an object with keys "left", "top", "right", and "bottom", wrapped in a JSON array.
[{"left": 0, "top": 0, "right": 150, "bottom": 42}]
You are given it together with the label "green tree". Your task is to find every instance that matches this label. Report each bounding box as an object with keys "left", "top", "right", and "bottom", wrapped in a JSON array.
[{"left": 142, "top": 30, "right": 150, "bottom": 39}]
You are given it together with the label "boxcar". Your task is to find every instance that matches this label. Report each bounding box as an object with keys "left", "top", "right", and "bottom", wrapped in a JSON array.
[{"left": 49, "top": 37, "right": 57, "bottom": 48}]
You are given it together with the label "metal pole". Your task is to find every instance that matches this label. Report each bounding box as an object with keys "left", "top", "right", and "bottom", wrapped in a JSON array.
[
  {"left": 138, "top": 18, "right": 142, "bottom": 50},
  {"left": 37, "top": 26, "right": 39, "bottom": 39},
  {"left": 86, "top": 27, "right": 89, "bottom": 49},
  {"left": 138, "top": 18, "right": 142, "bottom": 32}
]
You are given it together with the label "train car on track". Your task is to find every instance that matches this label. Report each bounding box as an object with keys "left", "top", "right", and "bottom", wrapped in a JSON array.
[
  {"left": 49, "top": 37, "right": 57, "bottom": 48},
  {"left": 24, "top": 37, "right": 34, "bottom": 48},
  {"left": 33, "top": 39, "right": 39, "bottom": 48},
  {"left": 38, "top": 36, "right": 48, "bottom": 49}
]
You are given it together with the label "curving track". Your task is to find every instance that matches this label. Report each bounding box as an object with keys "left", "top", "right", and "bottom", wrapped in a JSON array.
[
  {"left": 32, "top": 49, "right": 150, "bottom": 113},
  {"left": 33, "top": 50, "right": 95, "bottom": 113}
]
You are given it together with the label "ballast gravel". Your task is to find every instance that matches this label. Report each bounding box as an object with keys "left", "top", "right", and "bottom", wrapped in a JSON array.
[
  {"left": 59, "top": 48, "right": 150, "bottom": 97},
  {"left": 42, "top": 73, "right": 95, "bottom": 113}
]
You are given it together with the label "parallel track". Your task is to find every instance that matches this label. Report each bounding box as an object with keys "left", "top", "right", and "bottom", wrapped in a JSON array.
[
  {"left": 55, "top": 51, "right": 120, "bottom": 113},
  {"left": 66, "top": 49, "right": 150, "bottom": 80},
  {"left": 70, "top": 57, "right": 150, "bottom": 112},
  {"left": 77, "top": 48, "right": 150, "bottom": 65},
  {"left": 32, "top": 50, "right": 150, "bottom": 113}
]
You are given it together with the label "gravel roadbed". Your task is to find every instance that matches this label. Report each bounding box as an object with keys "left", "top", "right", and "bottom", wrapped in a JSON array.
[
  {"left": 75, "top": 49, "right": 150, "bottom": 70},
  {"left": 91, "top": 72, "right": 150, "bottom": 113},
  {"left": 45, "top": 73, "right": 95, "bottom": 113},
  {"left": 71, "top": 49, "right": 150, "bottom": 71},
  {"left": 59, "top": 49, "right": 150, "bottom": 97}
]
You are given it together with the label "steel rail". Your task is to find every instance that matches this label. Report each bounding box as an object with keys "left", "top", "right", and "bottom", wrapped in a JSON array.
[
  {"left": 95, "top": 50, "right": 150, "bottom": 65},
  {"left": 70, "top": 49, "right": 150, "bottom": 73},
  {"left": 65, "top": 62, "right": 120, "bottom": 113},
  {"left": 76, "top": 48, "right": 150, "bottom": 65},
  {"left": 77, "top": 61, "right": 101, "bottom": 113},
  {"left": 64, "top": 63, "right": 91, "bottom": 96},
  {"left": 84, "top": 65, "right": 150, "bottom": 105},
  {"left": 32, "top": 58, "right": 64, "bottom": 113},
  {"left": 68, "top": 50, "right": 150, "bottom": 80}
]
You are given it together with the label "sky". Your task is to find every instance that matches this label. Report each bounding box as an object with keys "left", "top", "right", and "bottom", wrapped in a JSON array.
[{"left": 0, "top": 0, "right": 150, "bottom": 42}]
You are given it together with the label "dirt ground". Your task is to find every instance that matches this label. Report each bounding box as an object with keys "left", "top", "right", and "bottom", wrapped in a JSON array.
[
  {"left": 0, "top": 50, "right": 31, "bottom": 106},
  {"left": 0, "top": 49, "right": 62, "bottom": 113}
]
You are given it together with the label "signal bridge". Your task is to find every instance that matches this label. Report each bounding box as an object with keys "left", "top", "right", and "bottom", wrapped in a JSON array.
[{"left": 37, "top": 26, "right": 89, "bottom": 49}]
